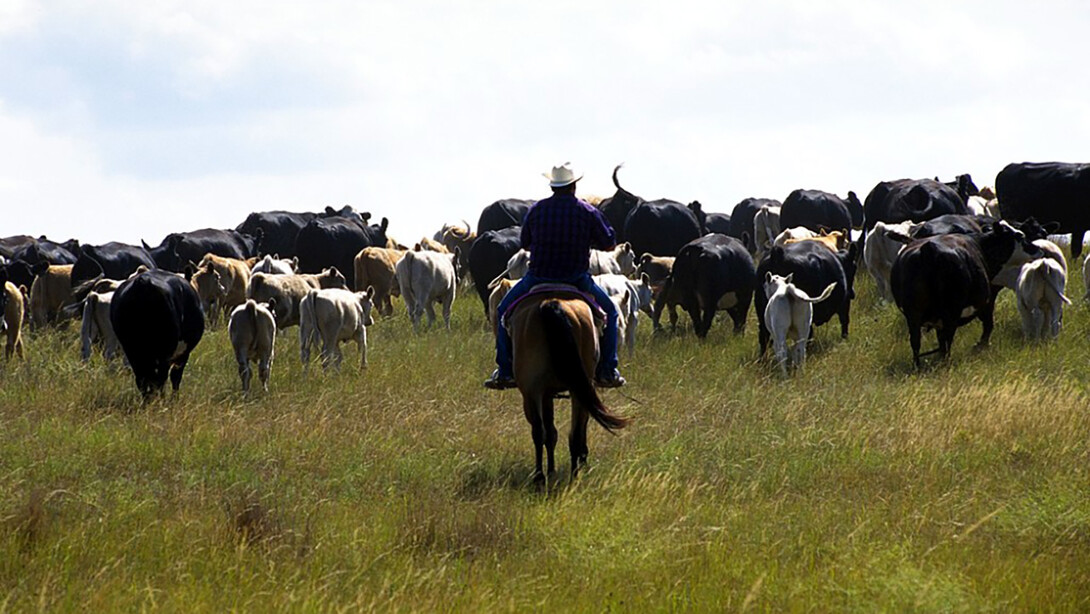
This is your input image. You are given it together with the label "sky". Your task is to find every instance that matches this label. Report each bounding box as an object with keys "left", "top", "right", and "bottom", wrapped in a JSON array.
[{"left": 1, "top": 1, "right": 1088, "bottom": 248}]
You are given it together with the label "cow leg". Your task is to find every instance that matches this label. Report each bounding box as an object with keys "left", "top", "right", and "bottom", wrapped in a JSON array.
[
  {"left": 442, "top": 296, "right": 453, "bottom": 330},
  {"left": 686, "top": 304, "right": 705, "bottom": 338},
  {"left": 357, "top": 330, "right": 368, "bottom": 370},
  {"left": 237, "top": 349, "right": 251, "bottom": 393},
  {"left": 1073, "top": 230, "right": 1085, "bottom": 259},
  {"left": 699, "top": 298, "right": 716, "bottom": 339},
  {"left": 258, "top": 356, "right": 271, "bottom": 391},
  {"left": 168, "top": 354, "right": 189, "bottom": 393},
  {"left": 908, "top": 323, "right": 923, "bottom": 368},
  {"left": 424, "top": 301, "right": 438, "bottom": 330},
  {"left": 976, "top": 300, "right": 997, "bottom": 348},
  {"left": 669, "top": 304, "right": 679, "bottom": 330},
  {"left": 758, "top": 320, "right": 770, "bottom": 357},
  {"left": 1019, "top": 301, "right": 1036, "bottom": 340},
  {"left": 728, "top": 304, "right": 747, "bottom": 334}
]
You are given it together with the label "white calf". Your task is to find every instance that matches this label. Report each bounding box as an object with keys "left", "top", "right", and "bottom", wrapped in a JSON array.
[
  {"left": 589, "top": 242, "right": 636, "bottom": 276},
  {"left": 595, "top": 273, "right": 653, "bottom": 354},
  {"left": 1016, "top": 258, "right": 1070, "bottom": 340},
  {"left": 396, "top": 247, "right": 459, "bottom": 332},
  {"left": 864, "top": 221, "right": 919, "bottom": 302},
  {"left": 995, "top": 239, "right": 1066, "bottom": 291},
  {"left": 762, "top": 273, "right": 836, "bottom": 375},
  {"left": 299, "top": 287, "right": 376, "bottom": 371},
  {"left": 228, "top": 299, "right": 277, "bottom": 392},
  {"left": 80, "top": 290, "right": 120, "bottom": 364},
  {"left": 251, "top": 254, "right": 297, "bottom": 276}
]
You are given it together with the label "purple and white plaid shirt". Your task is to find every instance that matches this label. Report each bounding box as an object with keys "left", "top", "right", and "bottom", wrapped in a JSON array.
[{"left": 521, "top": 192, "right": 616, "bottom": 279}]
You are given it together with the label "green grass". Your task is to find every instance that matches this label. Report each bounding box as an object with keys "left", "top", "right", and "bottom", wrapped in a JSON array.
[{"left": 2, "top": 266, "right": 1089, "bottom": 612}]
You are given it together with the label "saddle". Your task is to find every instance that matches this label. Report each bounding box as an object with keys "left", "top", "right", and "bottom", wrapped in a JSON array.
[{"left": 501, "top": 283, "right": 606, "bottom": 331}]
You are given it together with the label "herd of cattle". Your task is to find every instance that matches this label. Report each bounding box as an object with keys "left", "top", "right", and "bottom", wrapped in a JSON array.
[{"left": 1, "top": 161, "right": 1088, "bottom": 395}]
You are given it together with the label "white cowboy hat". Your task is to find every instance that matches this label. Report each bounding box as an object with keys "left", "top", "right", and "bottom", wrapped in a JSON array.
[{"left": 543, "top": 162, "right": 582, "bottom": 187}]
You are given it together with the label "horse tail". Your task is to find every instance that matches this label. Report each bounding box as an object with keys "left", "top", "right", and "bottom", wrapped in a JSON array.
[{"left": 539, "top": 301, "right": 629, "bottom": 433}]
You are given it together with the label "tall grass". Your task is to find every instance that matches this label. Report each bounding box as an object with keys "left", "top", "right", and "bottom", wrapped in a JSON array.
[{"left": 1, "top": 263, "right": 1088, "bottom": 611}]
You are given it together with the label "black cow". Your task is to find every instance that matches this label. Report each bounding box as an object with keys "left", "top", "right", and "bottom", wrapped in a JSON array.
[
  {"left": 71, "top": 242, "right": 157, "bottom": 286},
  {"left": 234, "top": 206, "right": 368, "bottom": 259},
  {"left": 236, "top": 211, "right": 317, "bottom": 258},
  {"left": 779, "top": 189, "right": 858, "bottom": 236},
  {"left": 10, "top": 237, "right": 79, "bottom": 266},
  {"left": 704, "top": 212, "right": 731, "bottom": 235},
  {"left": 728, "top": 197, "right": 781, "bottom": 253},
  {"left": 0, "top": 260, "right": 35, "bottom": 291},
  {"left": 651, "top": 234, "right": 755, "bottom": 338},
  {"left": 862, "top": 178, "right": 970, "bottom": 249},
  {"left": 598, "top": 166, "right": 705, "bottom": 257},
  {"left": 294, "top": 216, "right": 389, "bottom": 289},
  {"left": 111, "top": 269, "right": 205, "bottom": 397},
  {"left": 0, "top": 235, "right": 35, "bottom": 259},
  {"left": 624, "top": 200, "right": 705, "bottom": 259},
  {"left": 913, "top": 214, "right": 1057, "bottom": 243},
  {"left": 467, "top": 226, "right": 522, "bottom": 314},
  {"left": 996, "top": 161, "right": 1090, "bottom": 257},
  {"left": 890, "top": 222, "right": 1039, "bottom": 367},
  {"left": 941, "top": 174, "right": 980, "bottom": 203},
  {"left": 477, "top": 199, "right": 533, "bottom": 235},
  {"left": 754, "top": 241, "right": 858, "bottom": 356},
  {"left": 144, "top": 228, "right": 260, "bottom": 273}
]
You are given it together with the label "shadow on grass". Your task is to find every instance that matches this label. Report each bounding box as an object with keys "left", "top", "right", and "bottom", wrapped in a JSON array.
[{"left": 457, "top": 458, "right": 587, "bottom": 500}]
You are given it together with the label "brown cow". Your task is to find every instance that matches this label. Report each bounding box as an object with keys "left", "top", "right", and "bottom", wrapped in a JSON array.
[{"left": 354, "top": 246, "right": 405, "bottom": 317}]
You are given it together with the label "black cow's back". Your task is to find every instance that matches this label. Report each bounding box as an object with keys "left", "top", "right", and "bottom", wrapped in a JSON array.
[
  {"left": 779, "top": 189, "right": 855, "bottom": 236},
  {"left": 72, "top": 242, "right": 157, "bottom": 286},
  {"left": 295, "top": 216, "right": 388, "bottom": 289},
  {"left": 477, "top": 199, "right": 532, "bottom": 235}
]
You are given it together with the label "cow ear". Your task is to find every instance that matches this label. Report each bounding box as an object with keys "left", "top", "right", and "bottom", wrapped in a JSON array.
[
  {"left": 641, "top": 272, "right": 650, "bottom": 285},
  {"left": 785, "top": 272, "right": 793, "bottom": 284},
  {"left": 764, "top": 271, "right": 773, "bottom": 284},
  {"left": 380, "top": 217, "right": 389, "bottom": 232},
  {"left": 141, "top": 240, "right": 152, "bottom": 251},
  {"left": 291, "top": 257, "right": 299, "bottom": 271},
  {"left": 640, "top": 253, "right": 651, "bottom": 264},
  {"left": 31, "top": 261, "right": 50, "bottom": 276},
  {"left": 1044, "top": 222, "right": 1060, "bottom": 234},
  {"left": 366, "top": 285, "right": 375, "bottom": 299},
  {"left": 623, "top": 242, "right": 632, "bottom": 253}
]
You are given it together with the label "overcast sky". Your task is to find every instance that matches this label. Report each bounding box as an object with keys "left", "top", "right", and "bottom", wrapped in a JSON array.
[{"left": 1, "top": 1, "right": 1088, "bottom": 247}]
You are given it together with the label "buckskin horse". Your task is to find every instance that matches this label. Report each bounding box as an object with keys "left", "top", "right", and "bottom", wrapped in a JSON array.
[{"left": 506, "top": 288, "right": 630, "bottom": 483}]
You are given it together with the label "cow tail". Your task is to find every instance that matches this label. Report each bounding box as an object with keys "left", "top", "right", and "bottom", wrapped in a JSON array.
[
  {"left": 1043, "top": 266, "right": 1073, "bottom": 305},
  {"left": 538, "top": 301, "right": 629, "bottom": 433}
]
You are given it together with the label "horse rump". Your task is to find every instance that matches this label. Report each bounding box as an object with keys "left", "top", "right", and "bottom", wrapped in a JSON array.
[{"left": 538, "top": 300, "right": 629, "bottom": 432}]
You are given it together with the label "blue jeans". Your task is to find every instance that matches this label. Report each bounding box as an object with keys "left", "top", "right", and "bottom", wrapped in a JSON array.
[{"left": 494, "top": 272, "right": 619, "bottom": 378}]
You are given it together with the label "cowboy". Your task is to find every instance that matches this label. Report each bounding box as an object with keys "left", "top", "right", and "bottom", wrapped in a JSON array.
[{"left": 484, "top": 163, "right": 626, "bottom": 390}]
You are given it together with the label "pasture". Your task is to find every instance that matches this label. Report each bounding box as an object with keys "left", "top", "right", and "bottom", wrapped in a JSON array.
[{"left": 1, "top": 264, "right": 1089, "bottom": 611}]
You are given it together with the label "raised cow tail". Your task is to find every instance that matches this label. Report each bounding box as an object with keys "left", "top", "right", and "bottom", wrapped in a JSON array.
[{"left": 538, "top": 301, "right": 629, "bottom": 433}]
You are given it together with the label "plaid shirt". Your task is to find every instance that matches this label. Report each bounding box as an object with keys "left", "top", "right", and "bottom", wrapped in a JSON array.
[{"left": 521, "top": 192, "right": 616, "bottom": 279}]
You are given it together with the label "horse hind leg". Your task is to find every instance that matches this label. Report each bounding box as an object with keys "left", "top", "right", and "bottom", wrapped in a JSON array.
[
  {"left": 523, "top": 395, "right": 547, "bottom": 484},
  {"left": 543, "top": 396, "right": 557, "bottom": 478},
  {"left": 569, "top": 399, "right": 591, "bottom": 479}
]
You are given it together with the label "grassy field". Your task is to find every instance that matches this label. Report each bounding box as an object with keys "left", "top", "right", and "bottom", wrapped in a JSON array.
[{"left": 1, "top": 261, "right": 1089, "bottom": 612}]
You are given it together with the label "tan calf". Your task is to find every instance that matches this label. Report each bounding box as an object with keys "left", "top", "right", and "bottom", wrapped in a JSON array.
[
  {"left": 29, "top": 264, "right": 74, "bottom": 327},
  {"left": 354, "top": 246, "right": 405, "bottom": 316},
  {"left": 246, "top": 268, "right": 347, "bottom": 329},
  {"left": 228, "top": 299, "right": 278, "bottom": 393},
  {"left": 3, "top": 282, "right": 25, "bottom": 359},
  {"left": 193, "top": 254, "right": 251, "bottom": 324}
]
